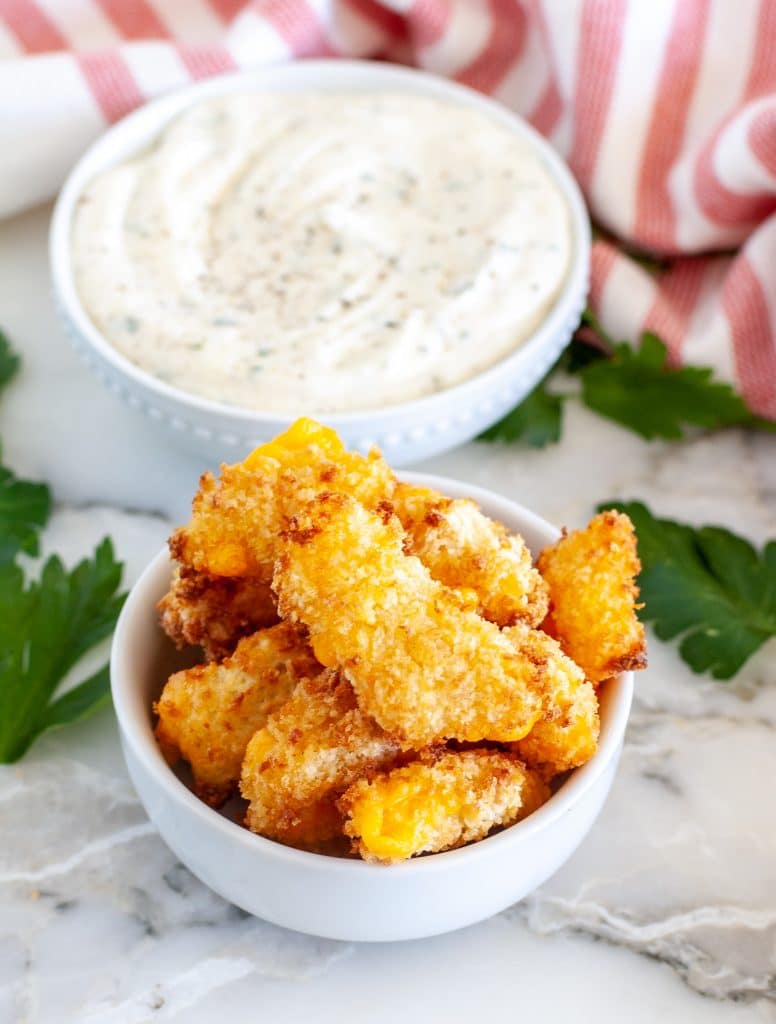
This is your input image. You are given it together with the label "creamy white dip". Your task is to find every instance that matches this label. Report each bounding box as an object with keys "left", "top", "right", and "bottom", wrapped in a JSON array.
[{"left": 72, "top": 93, "right": 571, "bottom": 413}]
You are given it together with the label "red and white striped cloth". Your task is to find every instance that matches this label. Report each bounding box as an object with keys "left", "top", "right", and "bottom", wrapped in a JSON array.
[{"left": 1, "top": 0, "right": 775, "bottom": 415}]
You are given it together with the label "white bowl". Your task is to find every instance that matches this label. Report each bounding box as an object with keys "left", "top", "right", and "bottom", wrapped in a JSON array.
[
  {"left": 111, "top": 472, "right": 632, "bottom": 942},
  {"left": 51, "top": 61, "right": 589, "bottom": 466}
]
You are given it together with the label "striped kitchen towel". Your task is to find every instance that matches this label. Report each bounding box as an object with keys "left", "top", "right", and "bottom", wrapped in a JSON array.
[{"left": 1, "top": 0, "right": 774, "bottom": 415}]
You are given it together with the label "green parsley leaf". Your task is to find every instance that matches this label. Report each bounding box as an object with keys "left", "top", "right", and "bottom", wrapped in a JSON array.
[
  {"left": 0, "top": 445, "right": 51, "bottom": 564},
  {"left": 0, "top": 538, "right": 126, "bottom": 762},
  {"left": 0, "top": 331, "right": 122, "bottom": 757},
  {"left": 0, "top": 332, "right": 49, "bottom": 562},
  {"left": 580, "top": 333, "right": 770, "bottom": 440},
  {"left": 0, "top": 328, "right": 20, "bottom": 394},
  {"left": 601, "top": 500, "right": 776, "bottom": 680},
  {"left": 559, "top": 336, "right": 608, "bottom": 373},
  {"left": 477, "top": 329, "right": 603, "bottom": 448},
  {"left": 35, "top": 664, "right": 112, "bottom": 734},
  {"left": 479, "top": 379, "right": 564, "bottom": 447},
  {"left": 577, "top": 307, "right": 615, "bottom": 351},
  {"left": 482, "top": 311, "right": 775, "bottom": 448}
]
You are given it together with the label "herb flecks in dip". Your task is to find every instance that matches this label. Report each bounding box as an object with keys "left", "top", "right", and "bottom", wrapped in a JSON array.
[{"left": 72, "top": 93, "right": 571, "bottom": 413}]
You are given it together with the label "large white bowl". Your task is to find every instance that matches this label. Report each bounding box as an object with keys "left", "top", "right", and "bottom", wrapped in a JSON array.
[
  {"left": 51, "top": 61, "right": 589, "bottom": 466},
  {"left": 111, "top": 472, "right": 632, "bottom": 943}
]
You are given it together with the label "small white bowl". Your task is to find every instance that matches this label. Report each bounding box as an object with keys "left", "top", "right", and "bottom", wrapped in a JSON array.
[
  {"left": 51, "top": 61, "right": 589, "bottom": 466},
  {"left": 111, "top": 473, "right": 632, "bottom": 942}
]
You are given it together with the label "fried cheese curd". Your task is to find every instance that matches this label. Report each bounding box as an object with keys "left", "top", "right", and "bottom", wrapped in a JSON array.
[
  {"left": 158, "top": 565, "right": 278, "bottom": 661},
  {"left": 505, "top": 623, "right": 599, "bottom": 774},
  {"left": 240, "top": 669, "right": 403, "bottom": 850},
  {"left": 273, "top": 492, "right": 558, "bottom": 746},
  {"left": 168, "top": 418, "right": 395, "bottom": 582},
  {"left": 340, "top": 749, "right": 550, "bottom": 863},
  {"left": 392, "top": 482, "right": 549, "bottom": 627},
  {"left": 154, "top": 621, "right": 319, "bottom": 807},
  {"left": 537, "top": 510, "right": 647, "bottom": 685}
]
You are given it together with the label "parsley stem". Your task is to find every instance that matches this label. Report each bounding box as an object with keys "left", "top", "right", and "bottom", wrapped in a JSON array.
[{"left": 577, "top": 309, "right": 615, "bottom": 356}]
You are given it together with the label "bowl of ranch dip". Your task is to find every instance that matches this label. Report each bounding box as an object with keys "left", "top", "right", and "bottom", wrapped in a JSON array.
[{"left": 51, "top": 61, "right": 589, "bottom": 464}]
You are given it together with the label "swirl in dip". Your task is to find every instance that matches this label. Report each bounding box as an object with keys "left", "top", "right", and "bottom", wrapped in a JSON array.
[{"left": 71, "top": 92, "right": 571, "bottom": 414}]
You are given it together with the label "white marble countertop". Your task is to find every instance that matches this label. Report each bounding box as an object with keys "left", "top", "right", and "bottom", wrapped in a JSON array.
[{"left": 1, "top": 204, "right": 775, "bottom": 1024}]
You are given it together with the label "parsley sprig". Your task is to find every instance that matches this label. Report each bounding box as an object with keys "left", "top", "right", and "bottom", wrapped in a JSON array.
[
  {"left": 0, "top": 330, "right": 125, "bottom": 762},
  {"left": 480, "top": 312, "right": 775, "bottom": 446},
  {"left": 0, "top": 329, "right": 19, "bottom": 391},
  {"left": 0, "top": 331, "right": 50, "bottom": 565},
  {"left": 479, "top": 380, "right": 563, "bottom": 447},
  {"left": 0, "top": 543, "right": 124, "bottom": 761}
]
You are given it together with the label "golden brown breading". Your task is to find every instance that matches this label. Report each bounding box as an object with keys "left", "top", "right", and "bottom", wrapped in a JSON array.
[
  {"left": 537, "top": 510, "right": 647, "bottom": 684},
  {"left": 240, "top": 670, "right": 403, "bottom": 850},
  {"left": 392, "top": 482, "right": 549, "bottom": 627},
  {"left": 273, "top": 492, "right": 551, "bottom": 746},
  {"left": 169, "top": 418, "right": 395, "bottom": 582},
  {"left": 504, "top": 623, "right": 600, "bottom": 773},
  {"left": 154, "top": 621, "right": 319, "bottom": 807},
  {"left": 166, "top": 421, "right": 550, "bottom": 638},
  {"left": 340, "top": 749, "right": 550, "bottom": 863},
  {"left": 157, "top": 565, "right": 278, "bottom": 661}
]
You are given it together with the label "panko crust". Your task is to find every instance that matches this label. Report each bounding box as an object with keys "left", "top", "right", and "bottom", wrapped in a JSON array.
[
  {"left": 505, "top": 623, "right": 600, "bottom": 773},
  {"left": 157, "top": 565, "right": 278, "bottom": 661},
  {"left": 167, "top": 420, "right": 550, "bottom": 634},
  {"left": 273, "top": 492, "right": 550, "bottom": 746},
  {"left": 240, "top": 669, "right": 403, "bottom": 850},
  {"left": 340, "top": 749, "right": 551, "bottom": 863},
  {"left": 392, "top": 482, "right": 549, "bottom": 628},
  {"left": 537, "top": 510, "right": 647, "bottom": 685},
  {"left": 169, "top": 417, "right": 395, "bottom": 582},
  {"left": 154, "top": 621, "right": 319, "bottom": 807}
]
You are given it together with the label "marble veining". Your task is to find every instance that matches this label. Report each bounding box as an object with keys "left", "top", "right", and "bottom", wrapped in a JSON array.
[
  {"left": 2, "top": 755, "right": 351, "bottom": 1023},
  {"left": 519, "top": 704, "right": 776, "bottom": 1003}
]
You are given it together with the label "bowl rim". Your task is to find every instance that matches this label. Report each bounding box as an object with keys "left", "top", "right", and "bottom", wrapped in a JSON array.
[
  {"left": 111, "top": 470, "right": 634, "bottom": 876},
  {"left": 50, "top": 59, "right": 590, "bottom": 427}
]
